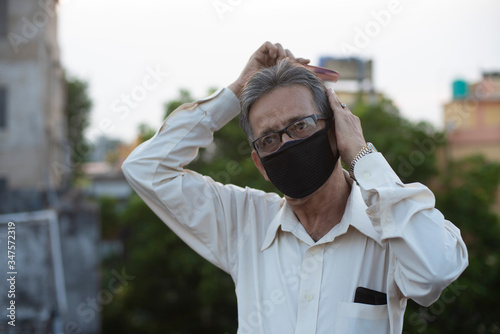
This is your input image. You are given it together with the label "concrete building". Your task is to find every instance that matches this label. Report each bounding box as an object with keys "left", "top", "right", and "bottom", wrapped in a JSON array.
[
  {"left": 319, "top": 56, "right": 382, "bottom": 107},
  {"left": 443, "top": 73, "right": 500, "bottom": 161},
  {"left": 0, "top": 0, "right": 67, "bottom": 192},
  {"left": 83, "top": 161, "right": 132, "bottom": 200},
  {"left": 443, "top": 72, "right": 500, "bottom": 215},
  {"left": 0, "top": 2, "right": 101, "bottom": 333}
]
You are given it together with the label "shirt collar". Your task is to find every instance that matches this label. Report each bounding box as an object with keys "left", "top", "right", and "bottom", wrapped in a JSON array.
[
  {"left": 260, "top": 179, "right": 382, "bottom": 251},
  {"left": 260, "top": 200, "right": 299, "bottom": 251},
  {"left": 342, "top": 182, "right": 383, "bottom": 246}
]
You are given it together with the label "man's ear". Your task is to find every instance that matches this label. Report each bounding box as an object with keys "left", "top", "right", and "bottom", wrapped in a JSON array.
[{"left": 251, "top": 150, "right": 270, "bottom": 181}]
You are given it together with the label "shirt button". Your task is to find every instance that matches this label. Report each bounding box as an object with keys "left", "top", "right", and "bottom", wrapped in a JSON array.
[
  {"left": 310, "top": 248, "right": 318, "bottom": 255},
  {"left": 305, "top": 294, "right": 314, "bottom": 302}
]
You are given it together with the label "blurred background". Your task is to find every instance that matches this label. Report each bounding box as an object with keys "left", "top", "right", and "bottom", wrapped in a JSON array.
[{"left": 0, "top": 0, "right": 499, "bottom": 333}]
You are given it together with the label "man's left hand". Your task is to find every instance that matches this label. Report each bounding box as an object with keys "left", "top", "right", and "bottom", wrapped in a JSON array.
[{"left": 327, "top": 88, "right": 367, "bottom": 165}]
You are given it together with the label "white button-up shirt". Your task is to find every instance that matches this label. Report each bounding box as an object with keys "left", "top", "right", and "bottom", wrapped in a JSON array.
[{"left": 122, "top": 88, "right": 468, "bottom": 334}]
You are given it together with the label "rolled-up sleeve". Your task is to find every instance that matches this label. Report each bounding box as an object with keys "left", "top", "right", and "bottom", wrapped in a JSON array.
[
  {"left": 121, "top": 88, "right": 247, "bottom": 274},
  {"left": 354, "top": 152, "right": 468, "bottom": 307}
]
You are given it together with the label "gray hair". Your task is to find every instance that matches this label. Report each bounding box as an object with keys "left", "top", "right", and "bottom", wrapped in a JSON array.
[{"left": 239, "top": 58, "right": 332, "bottom": 141}]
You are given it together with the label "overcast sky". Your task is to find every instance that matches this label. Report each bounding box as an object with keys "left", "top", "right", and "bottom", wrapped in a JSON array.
[{"left": 58, "top": 0, "right": 500, "bottom": 143}]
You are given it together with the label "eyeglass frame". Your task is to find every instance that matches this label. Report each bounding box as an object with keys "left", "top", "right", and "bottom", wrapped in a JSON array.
[{"left": 251, "top": 114, "right": 329, "bottom": 157}]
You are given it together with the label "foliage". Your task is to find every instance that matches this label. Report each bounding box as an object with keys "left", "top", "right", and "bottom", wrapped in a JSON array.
[
  {"left": 101, "top": 89, "right": 241, "bottom": 333},
  {"left": 402, "top": 155, "right": 500, "bottom": 334},
  {"left": 163, "top": 88, "right": 194, "bottom": 118},
  {"left": 101, "top": 88, "right": 500, "bottom": 333},
  {"left": 356, "top": 97, "right": 445, "bottom": 184},
  {"left": 100, "top": 193, "right": 238, "bottom": 334},
  {"left": 163, "top": 89, "right": 277, "bottom": 193},
  {"left": 64, "top": 75, "right": 92, "bottom": 182},
  {"left": 137, "top": 123, "right": 156, "bottom": 143}
]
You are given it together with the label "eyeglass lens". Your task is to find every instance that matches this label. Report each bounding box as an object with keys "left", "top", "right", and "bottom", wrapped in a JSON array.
[{"left": 255, "top": 115, "right": 323, "bottom": 155}]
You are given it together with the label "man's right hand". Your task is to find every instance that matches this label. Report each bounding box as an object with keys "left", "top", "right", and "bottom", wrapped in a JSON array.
[{"left": 228, "top": 41, "right": 310, "bottom": 98}]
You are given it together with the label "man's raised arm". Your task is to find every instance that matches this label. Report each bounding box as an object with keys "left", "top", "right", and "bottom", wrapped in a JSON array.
[{"left": 121, "top": 42, "right": 309, "bottom": 273}]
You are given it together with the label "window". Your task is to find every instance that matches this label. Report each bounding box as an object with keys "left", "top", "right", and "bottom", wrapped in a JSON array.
[
  {"left": 0, "top": 88, "right": 6, "bottom": 129},
  {"left": 0, "top": 0, "right": 7, "bottom": 36}
]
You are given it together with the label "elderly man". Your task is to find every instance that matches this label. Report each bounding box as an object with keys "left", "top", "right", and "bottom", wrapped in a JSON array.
[{"left": 122, "top": 42, "right": 468, "bottom": 333}]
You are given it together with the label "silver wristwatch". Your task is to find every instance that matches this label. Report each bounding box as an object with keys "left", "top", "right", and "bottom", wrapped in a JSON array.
[{"left": 349, "top": 142, "right": 377, "bottom": 181}]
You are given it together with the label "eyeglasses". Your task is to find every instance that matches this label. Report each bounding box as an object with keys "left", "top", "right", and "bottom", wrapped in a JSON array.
[{"left": 252, "top": 114, "right": 328, "bottom": 157}]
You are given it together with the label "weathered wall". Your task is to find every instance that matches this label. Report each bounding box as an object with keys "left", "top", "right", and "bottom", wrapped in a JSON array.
[
  {"left": 0, "top": 197, "right": 100, "bottom": 334},
  {"left": 0, "top": 0, "right": 66, "bottom": 190}
]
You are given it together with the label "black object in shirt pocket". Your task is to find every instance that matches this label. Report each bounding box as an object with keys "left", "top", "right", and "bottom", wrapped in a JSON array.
[{"left": 354, "top": 287, "right": 387, "bottom": 305}]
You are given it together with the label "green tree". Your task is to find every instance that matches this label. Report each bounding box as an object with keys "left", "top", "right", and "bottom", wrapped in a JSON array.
[
  {"left": 163, "top": 88, "right": 194, "bottom": 118},
  {"left": 101, "top": 193, "right": 238, "bottom": 334},
  {"left": 102, "top": 88, "right": 500, "bottom": 333},
  {"left": 64, "top": 75, "right": 92, "bottom": 182},
  {"left": 102, "top": 89, "right": 241, "bottom": 334},
  {"left": 137, "top": 123, "right": 156, "bottom": 143},
  {"left": 357, "top": 99, "right": 500, "bottom": 332},
  {"left": 403, "top": 155, "right": 500, "bottom": 334},
  {"left": 165, "top": 89, "right": 276, "bottom": 194},
  {"left": 356, "top": 98, "right": 445, "bottom": 184}
]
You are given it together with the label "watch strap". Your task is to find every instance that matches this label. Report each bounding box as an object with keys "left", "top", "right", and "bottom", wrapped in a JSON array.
[{"left": 349, "top": 142, "right": 376, "bottom": 181}]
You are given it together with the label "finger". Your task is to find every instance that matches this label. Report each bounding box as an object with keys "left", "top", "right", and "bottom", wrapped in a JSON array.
[
  {"left": 327, "top": 88, "right": 344, "bottom": 110},
  {"left": 254, "top": 41, "right": 278, "bottom": 67},
  {"left": 264, "top": 42, "right": 278, "bottom": 64},
  {"left": 274, "top": 43, "right": 287, "bottom": 60},
  {"left": 286, "top": 48, "right": 298, "bottom": 60},
  {"left": 260, "top": 41, "right": 276, "bottom": 54}
]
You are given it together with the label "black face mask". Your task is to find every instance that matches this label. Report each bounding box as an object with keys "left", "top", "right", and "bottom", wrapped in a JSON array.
[{"left": 260, "top": 122, "right": 339, "bottom": 199}]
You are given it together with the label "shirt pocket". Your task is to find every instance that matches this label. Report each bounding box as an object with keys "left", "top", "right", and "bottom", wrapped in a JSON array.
[{"left": 335, "top": 302, "right": 389, "bottom": 334}]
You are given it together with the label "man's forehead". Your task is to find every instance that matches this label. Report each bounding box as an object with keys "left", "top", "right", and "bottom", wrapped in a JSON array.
[{"left": 249, "top": 85, "right": 318, "bottom": 135}]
